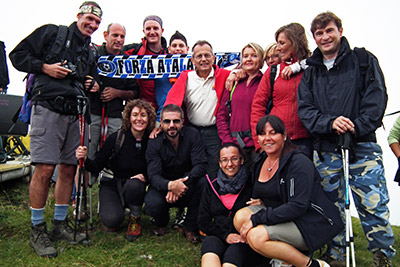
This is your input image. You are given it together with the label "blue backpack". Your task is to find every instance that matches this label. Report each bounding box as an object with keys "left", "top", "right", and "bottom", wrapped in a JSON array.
[
  {"left": 18, "top": 73, "right": 35, "bottom": 123},
  {"left": 16, "top": 25, "right": 69, "bottom": 124}
]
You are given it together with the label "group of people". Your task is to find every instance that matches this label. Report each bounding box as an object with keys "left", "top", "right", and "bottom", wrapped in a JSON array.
[{"left": 7, "top": 1, "right": 396, "bottom": 266}]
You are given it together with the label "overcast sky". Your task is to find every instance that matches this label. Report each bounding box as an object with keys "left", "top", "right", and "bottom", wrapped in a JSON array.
[{"left": 2, "top": 0, "right": 400, "bottom": 224}]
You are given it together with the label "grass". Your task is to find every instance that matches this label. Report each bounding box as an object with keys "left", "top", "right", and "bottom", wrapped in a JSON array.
[{"left": 0, "top": 177, "right": 399, "bottom": 266}]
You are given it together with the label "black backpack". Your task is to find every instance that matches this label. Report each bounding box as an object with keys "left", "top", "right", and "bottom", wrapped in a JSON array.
[{"left": 13, "top": 25, "right": 71, "bottom": 124}]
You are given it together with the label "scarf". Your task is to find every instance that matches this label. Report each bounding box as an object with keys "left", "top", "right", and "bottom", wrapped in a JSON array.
[{"left": 217, "top": 167, "right": 248, "bottom": 195}]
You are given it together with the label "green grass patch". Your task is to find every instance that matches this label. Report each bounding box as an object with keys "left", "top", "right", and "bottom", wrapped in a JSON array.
[{"left": 0, "top": 178, "right": 398, "bottom": 266}]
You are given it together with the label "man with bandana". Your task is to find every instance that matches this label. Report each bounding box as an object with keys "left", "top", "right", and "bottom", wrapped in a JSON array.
[{"left": 9, "top": 1, "right": 102, "bottom": 258}]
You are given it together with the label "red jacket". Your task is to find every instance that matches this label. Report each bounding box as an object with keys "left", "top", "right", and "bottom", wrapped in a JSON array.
[
  {"left": 251, "top": 63, "right": 309, "bottom": 150},
  {"left": 123, "top": 37, "right": 168, "bottom": 110},
  {"left": 165, "top": 65, "right": 230, "bottom": 120}
]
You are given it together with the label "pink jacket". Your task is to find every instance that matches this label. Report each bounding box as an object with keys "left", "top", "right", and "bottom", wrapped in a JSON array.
[{"left": 216, "top": 72, "right": 262, "bottom": 147}]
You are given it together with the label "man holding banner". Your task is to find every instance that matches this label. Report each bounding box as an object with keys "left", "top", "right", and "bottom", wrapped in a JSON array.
[
  {"left": 89, "top": 23, "right": 139, "bottom": 157},
  {"left": 165, "top": 40, "right": 230, "bottom": 179},
  {"left": 124, "top": 15, "right": 168, "bottom": 110},
  {"left": 154, "top": 31, "right": 189, "bottom": 123}
]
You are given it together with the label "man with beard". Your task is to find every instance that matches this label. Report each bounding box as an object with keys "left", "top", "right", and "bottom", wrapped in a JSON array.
[
  {"left": 145, "top": 104, "right": 207, "bottom": 244},
  {"left": 165, "top": 40, "right": 231, "bottom": 179}
]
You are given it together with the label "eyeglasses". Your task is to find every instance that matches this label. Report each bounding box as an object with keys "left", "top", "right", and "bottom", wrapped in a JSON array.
[
  {"left": 162, "top": 119, "right": 182, "bottom": 124},
  {"left": 219, "top": 157, "right": 241, "bottom": 165},
  {"left": 194, "top": 53, "right": 213, "bottom": 60}
]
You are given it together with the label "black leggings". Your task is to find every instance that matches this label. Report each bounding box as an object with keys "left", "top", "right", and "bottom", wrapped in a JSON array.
[
  {"left": 201, "top": 236, "right": 270, "bottom": 266},
  {"left": 99, "top": 177, "right": 146, "bottom": 229}
]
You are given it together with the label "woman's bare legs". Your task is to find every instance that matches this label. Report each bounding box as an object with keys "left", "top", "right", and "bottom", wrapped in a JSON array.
[{"left": 247, "top": 226, "right": 310, "bottom": 267}]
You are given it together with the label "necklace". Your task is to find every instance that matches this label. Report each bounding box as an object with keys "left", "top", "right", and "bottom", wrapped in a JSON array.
[{"left": 267, "top": 158, "right": 279, "bottom": 171}]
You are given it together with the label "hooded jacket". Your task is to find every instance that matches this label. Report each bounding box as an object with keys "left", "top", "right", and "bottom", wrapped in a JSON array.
[
  {"left": 250, "top": 149, "right": 343, "bottom": 252},
  {"left": 297, "top": 37, "right": 387, "bottom": 152}
]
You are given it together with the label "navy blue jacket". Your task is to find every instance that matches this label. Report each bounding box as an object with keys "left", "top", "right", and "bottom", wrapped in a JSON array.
[
  {"left": 297, "top": 37, "right": 387, "bottom": 152},
  {"left": 251, "top": 150, "right": 343, "bottom": 252}
]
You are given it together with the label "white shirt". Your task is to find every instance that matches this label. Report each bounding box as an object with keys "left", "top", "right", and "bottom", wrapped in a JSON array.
[
  {"left": 184, "top": 68, "right": 217, "bottom": 126},
  {"left": 323, "top": 58, "right": 335, "bottom": 70}
]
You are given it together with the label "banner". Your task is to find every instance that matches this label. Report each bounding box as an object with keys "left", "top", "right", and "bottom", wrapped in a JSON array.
[{"left": 97, "top": 52, "right": 240, "bottom": 79}]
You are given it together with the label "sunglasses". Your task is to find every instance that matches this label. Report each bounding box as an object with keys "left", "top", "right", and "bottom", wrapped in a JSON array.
[{"left": 162, "top": 119, "right": 182, "bottom": 124}]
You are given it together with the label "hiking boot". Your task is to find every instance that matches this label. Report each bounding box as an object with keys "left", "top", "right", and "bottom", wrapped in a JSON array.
[
  {"left": 319, "top": 253, "right": 345, "bottom": 267},
  {"left": 172, "top": 207, "right": 187, "bottom": 230},
  {"left": 373, "top": 251, "right": 392, "bottom": 267},
  {"left": 153, "top": 227, "right": 167, "bottom": 236},
  {"left": 49, "top": 218, "right": 89, "bottom": 244},
  {"left": 30, "top": 222, "right": 57, "bottom": 258},
  {"left": 183, "top": 229, "right": 200, "bottom": 244},
  {"left": 126, "top": 215, "right": 141, "bottom": 242}
]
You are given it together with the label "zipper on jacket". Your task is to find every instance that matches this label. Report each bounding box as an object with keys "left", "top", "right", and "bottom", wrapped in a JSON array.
[
  {"left": 311, "top": 203, "right": 334, "bottom": 225},
  {"left": 290, "top": 178, "right": 294, "bottom": 197}
]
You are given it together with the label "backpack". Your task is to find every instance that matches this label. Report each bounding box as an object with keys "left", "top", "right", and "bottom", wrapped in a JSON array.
[
  {"left": 226, "top": 65, "right": 277, "bottom": 117},
  {"left": 266, "top": 64, "right": 277, "bottom": 114},
  {"left": 110, "top": 129, "right": 126, "bottom": 160},
  {"left": 224, "top": 66, "right": 278, "bottom": 147},
  {"left": 15, "top": 25, "right": 70, "bottom": 124}
]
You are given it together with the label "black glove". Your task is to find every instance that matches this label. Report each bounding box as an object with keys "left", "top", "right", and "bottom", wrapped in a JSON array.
[{"left": 337, "top": 132, "right": 357, "bottom": 163}]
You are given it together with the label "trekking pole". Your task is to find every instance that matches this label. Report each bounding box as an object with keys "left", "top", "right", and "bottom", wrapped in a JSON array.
[
  {"left": 339, "top": 132, "right": 356, "bottom": 267},
  {"left": 87, "top": 123, "right": 94, "bottom": 230},
  {"left": 100, "top": 102, "right": 108, "bottom": 148},
  {"left": 74, "top": 96, "right": 90, "bottom": 243}
]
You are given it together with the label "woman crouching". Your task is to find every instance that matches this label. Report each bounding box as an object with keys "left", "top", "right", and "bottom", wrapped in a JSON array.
[
  {"left": 198, "top": 143, "right": 269, "bottom": 267},
  {"left": 234, "top": 115, "right": 343, "bottom": 267}
]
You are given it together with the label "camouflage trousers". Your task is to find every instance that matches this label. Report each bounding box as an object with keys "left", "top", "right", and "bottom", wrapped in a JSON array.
[{"left": 314, "top": 142, "right": 396, "bottom": 260}]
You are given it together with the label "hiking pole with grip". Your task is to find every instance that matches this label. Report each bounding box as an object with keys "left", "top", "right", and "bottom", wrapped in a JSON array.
[
  {"left": 74, "top": 96, "right": 90, "bottom": 243},
  {"left": 339, "top": 131, "right": 356, "bottom": 267}
]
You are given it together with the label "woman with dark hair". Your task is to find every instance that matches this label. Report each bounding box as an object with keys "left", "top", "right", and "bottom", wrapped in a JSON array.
[
  {"left": 234, "top": 115, "right": 343, "bottom": 267},
  {"left": 76, "top": 99, "right": 156, "bottom": 241},
  {"left": 198, "top": 142, "right": 269, "bottom": 267},
  {"left": 251, "top": 23, "right": 313, "bottom": 158}
]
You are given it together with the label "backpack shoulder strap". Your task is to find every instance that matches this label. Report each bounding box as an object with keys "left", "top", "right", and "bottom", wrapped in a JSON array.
[
  {"left": 111, "top": 129, "right": 126, "bottom": 159},
  {"left": 270, "top": 64, "right": 277, "bottom": 94},
  {"left": 45, "top": 25, "right": 69, "bottom": 62},
  {"left": 353, "top": 47, "right": 369, "bottom": 77}
]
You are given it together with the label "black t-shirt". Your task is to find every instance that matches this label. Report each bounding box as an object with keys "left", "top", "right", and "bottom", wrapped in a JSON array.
[{"left": 253, "top": 173, "right": 283, "bottom": 208}]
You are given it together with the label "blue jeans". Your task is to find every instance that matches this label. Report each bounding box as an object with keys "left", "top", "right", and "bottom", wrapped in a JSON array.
[{"left": 314, "top": 142, "right": 395, "bottom": 260}]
